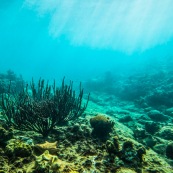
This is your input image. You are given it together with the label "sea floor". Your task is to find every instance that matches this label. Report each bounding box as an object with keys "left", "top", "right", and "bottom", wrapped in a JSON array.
[{"left": 0, "top": 92, "right": 173, "bottom": 173}]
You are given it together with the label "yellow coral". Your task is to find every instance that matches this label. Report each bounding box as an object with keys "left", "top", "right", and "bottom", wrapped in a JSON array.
[
  {"left": 34, "top": 141, "right": 58, "bottom": 154},
  {"left": 35, "top": 150, "right": 77, "bottom": 172}
]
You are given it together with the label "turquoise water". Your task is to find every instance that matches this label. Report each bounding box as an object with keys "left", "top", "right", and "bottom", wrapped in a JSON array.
[{"left": 1, "top": 0, "right": 173, "bottom": 82}]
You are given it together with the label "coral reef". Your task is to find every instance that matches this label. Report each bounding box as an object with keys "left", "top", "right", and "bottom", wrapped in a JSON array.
[
  {"left": 166, "top": 142, "right": 173, "bottom": 160},
  {"left": 106, "top": 136, "right": 120, "bottom": 155},
  {"left": 0, "top": 115, "right": 172, "bottom": 172},
  {"left": 147, "top": 110, "right": 169, "bottom": 121},
  {"left": 1, "top": 78, "right": 89, "bottom": 137},
  {"left": 120, "top": 140, "right": 146, "bottom": 165},
  {"left": 34, "top": 141, "right": 58, "bottom": 155},
  {"left": 90, "top": 114, "right": 114, "bottom": 139},
  {"left": 0, "top": 127, "right": 13, "bottom": 145},
  {"left": 5, "top": 139, "right": 32, "bottom": 157},
  {"left": 34, "top": 150, "right": 63, "bottom": 172},
  {"left": 145, "top": 121, "right": 160, "bottom": 135},
  {"left": 86, "top": 66, "right": 173, "bottom": 110},
  {"left": 1, "top": 72, "right": 173, "bottom": 172}
]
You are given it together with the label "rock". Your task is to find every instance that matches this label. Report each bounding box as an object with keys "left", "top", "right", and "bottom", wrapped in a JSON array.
[
  {"left": 34, "top": 150, "right": 77, "bottom": 173},
  {"left": 117, "top": 110, "right": 130, "bottom": 115},
  {"left": 134, "top": 127, "right": 147, "bottom": 139},
  {"left": 0, "top": 127, "right": 13, "bottom": 145},
  {"left": 144, "top": 107, "right": 153, "bottom": 112},
  {"left": 5, "top": 139, "right": 32, "bottom": 157},
  {"left": 82, "top": 159, "right": 92, "bottom": 167},
  {"left": 34, "top": 141, "right": 58, "bottom": 155},
  {"left": 106, "top": 136, "right": 120, "bottom": 155},
  {"left": 115, "top": 122, "right": 134, "bottom": 139},
  {"left": 165, "top": 107, "right": 173, "bottom": 116},
  {"left": 16, "top": 136, "right": 34, "bottom": 145},
  {"left": 145, "top": 122, "right": 160, "bottom": 134},
  {"left": 35, "top": 150, "right": 61, "bottom": 172},
  {"left": 0, "top": 156, "right": 8, "bottom": 172},
  {"left": 153, "top": 144, "right": 166, "bottom": 155},
  {"left": 147, "top": 110, "right": 169, "bottom": 121},
  {"left": 119, "top": 115, "right": 133, "bottom": 123},
  {"left": 156, "top": 126, "right": 173, "bottom": 140},
  {"left": 166, "top": 142, "right": 173, "bottom": 159},
  {"left": 120, "top": 140, "right": 146, "bottom": 164},
  {"left": 143, "top": 135, "right": 157, "bottom": 148},
  {"left": 116, "top": 167, "right": 137, "bottom": 173}
]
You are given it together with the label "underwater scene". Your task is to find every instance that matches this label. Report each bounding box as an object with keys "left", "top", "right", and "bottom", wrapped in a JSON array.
[{"left": 1, "top": 0, "right": 173, "bottom": 172}]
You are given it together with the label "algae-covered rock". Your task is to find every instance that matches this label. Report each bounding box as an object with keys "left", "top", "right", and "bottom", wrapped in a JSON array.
[
  {"left": 119, "top": 115, "right": 133, "bottom": 123},
  {"left": 34, "top": 150, "right": 59, "bottom": 173},
  {"left": 153, "top": 144, "right": 166, "bottom": 155},
  {"left": 0, "top": 156, "right": 9, "bottom": 172},
  {"left": 34, "top": 141, "right": 58, "bottom": 155},
  {"left": 34, "top": 150, "right": 75, "bottom": 173},
  {"left": 134, "top": 126, "right": 147, "bottom": 139},
  {"left": 145, "top": 121, "right": 160, "bottom": 135},
  {"left": 143, "top": 135, "right": 157, "bottom": 148},
  {"left": 166, "top": 142, "right": 173, "bottom": 160},
  {"left": 106, "top": 136, "right": 120, "bottom": 154},
  {"left": 116, "top": 167, "right": 137, "bottom": 173},
  {"left": 120, "top": 140, "right": 146, "bottom": 164},
  {"left": 0, "top": 127, "right": 13, "bottom": 145},
  {"left": 5, "top": 139, "right": 32, "bottom": 157},
  {"left": 147, "top": 110, "right": 168, "bottom": 121},
  {"left": 156, "top": 126, "right": 173, "bottom": 140},
  {"left": 16, "top": 136, "right": 34, "bottom": 146},
  {"left": 90, "top": 114, "right": 114, "bottom": 138},
  {"left": 165, "top": 107, "right": 173, "bottom": 116},
  {"left": 144, "top": 149, "right": 173, "bottom": 173}
]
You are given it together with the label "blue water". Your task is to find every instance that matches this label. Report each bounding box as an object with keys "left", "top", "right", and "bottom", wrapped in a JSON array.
[{"left": 1, "top": 0, "right": 173, "bottom": 82}]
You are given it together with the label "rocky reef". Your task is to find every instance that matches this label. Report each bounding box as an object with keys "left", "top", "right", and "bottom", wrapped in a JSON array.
[
  {"left": 0, "top": 72, "right": 173, "bottom": 172},
  {"left": 0, "top": 110, "right": 172, "bottom": 172}
]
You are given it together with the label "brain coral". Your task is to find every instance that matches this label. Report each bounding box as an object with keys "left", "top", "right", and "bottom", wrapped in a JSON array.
[{"left": 90, "top": 114, "right": 114, "bottom": 139}]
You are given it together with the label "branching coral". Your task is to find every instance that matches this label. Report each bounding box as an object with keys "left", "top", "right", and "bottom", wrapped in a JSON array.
[
  {"left": 0, "top": 70, "right": 24, "bottom": 95},
  {"left": 1, "top": 78, "right": 89, "bottom": 137}
]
